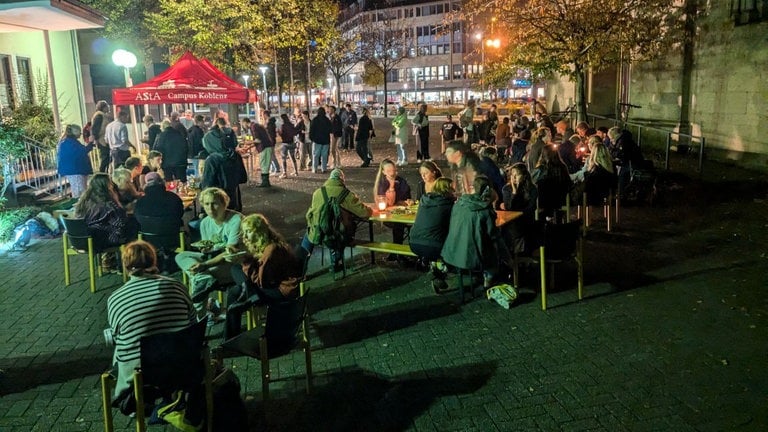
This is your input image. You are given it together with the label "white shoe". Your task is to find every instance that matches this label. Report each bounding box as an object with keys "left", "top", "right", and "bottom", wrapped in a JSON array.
[
  {"left": 416, "top": 159, "right": 423, "bottom": 163},
  {"left": 278, "top": 173, "right": 286, "bottom": 179}
]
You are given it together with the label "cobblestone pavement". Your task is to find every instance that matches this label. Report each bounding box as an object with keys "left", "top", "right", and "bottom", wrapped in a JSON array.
[{"left": 1, "top": 131, "right": 767, "bottom": 431}]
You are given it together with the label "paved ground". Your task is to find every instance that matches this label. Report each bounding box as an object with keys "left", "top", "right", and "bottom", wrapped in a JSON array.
[{"left": 1, "top": 127, "right": 767, "bottom": 431}]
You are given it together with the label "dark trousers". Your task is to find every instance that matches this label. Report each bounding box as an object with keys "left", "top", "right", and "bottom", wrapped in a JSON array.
[
  {"left": 110, "top": 148, "right": 131, "bottom": 170},
  {"left": 356, "top": 139, "right": 371, "bottom": 165},
  {"left": 226, "top": 265, "right": 282, "bottom": 340},
  {"left": 343, "top": 127, "right": 355, "bottom": 149},
  {"left": 416, "top": 133, "right": 430, "bottom": 160},
  {"left": 98, "top": 145, "right": 110, "bottom": 172}
]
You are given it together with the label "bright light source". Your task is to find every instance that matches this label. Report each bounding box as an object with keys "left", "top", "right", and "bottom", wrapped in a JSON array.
[
  {"left": 112, "top": 49, "right": 137, "bottom": 68},
  {"left": 259, "top": 65, "right": 268, "bottom": 74}
]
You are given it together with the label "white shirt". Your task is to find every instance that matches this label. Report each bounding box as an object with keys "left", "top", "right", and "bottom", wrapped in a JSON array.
[{"left": 105, "top": 120, "right": 130, "bottom": 151}]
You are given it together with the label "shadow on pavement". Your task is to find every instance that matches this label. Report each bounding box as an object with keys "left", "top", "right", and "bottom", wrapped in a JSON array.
[
  {"left": 308, "top": 267, "right": 424, "bottom": 313},
  {"left": 312, "top": 296, "right": 460, "bottom": 349},
  {"left": 250, "top": 362, "right": 498, "bottom": 431},
  {"left": 0, "top": 346, "right": 111, "bottom": 395}
]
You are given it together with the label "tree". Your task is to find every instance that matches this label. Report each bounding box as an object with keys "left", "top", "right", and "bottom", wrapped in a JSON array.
[
  {"left": 361, "top": 60, "right": 385, "bottom": 104},
  {"left": 458, "top": 0, "right": 681, "bottom": 121},
  {"left": 359, "top": 9, "right": 411, "bottom": 117},
  {"left": 319, "top": 27, "right": 364, "bottom": 105}
]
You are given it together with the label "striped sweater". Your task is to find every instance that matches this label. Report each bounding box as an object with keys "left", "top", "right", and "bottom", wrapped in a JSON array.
[{"left": 107, "top": 274, "right": 195, "bottom": 397}]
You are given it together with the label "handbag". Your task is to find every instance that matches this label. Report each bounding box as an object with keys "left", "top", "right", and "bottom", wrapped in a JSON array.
[{"left": 412, "top": 124, "right": 419, "bottom": 136}]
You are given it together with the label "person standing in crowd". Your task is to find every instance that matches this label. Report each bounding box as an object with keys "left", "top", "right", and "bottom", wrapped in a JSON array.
[
  {"left": 392, "top": 107, "right": 410, "bottom": 166},
  {"left": 203, "top": 121, "right": 248, "bottom": 210},
  {"left": 155, "top": 119, "right": 189, "bottom": 182},
  {"left": 343, "top": 103, "right": 358, "bottom": 150},
  {"left": 277, "top": 113, "right": 300, "bottom": 178},
  {"left": 440, "top": 114, "right": 461, "bottom": 158},
  {"left": 169, "top": 111, "right": 190, "bottom": 149},
  {"left": 266, "top": 116, "right": 281, "bottom": 175},
  {"left": 90, "top": 100, "right": 111, "bottom": 172},
  {"left": 412, "top": 103, "right": 430, "bottom": 162},
  {"left": 142, "top": 115, "right": 162, "bottom": 150},
  {"left": 187, "top": 114, "right": 207, "bottom": 158},
  {"left": 309, "top": 106, "right": 333, "bottom": 174},
  {"left": 458, "top": 99, "right": 477, "bottom": 145},
  {"left": 328, "top": 106, "right": 343, "bottom": 169},
  {"left": 57, "top": 124, "right": 93, "bottom": 198},
  {"left": 249, "top": 112, "right": 275, "bottom": 187},
  {"left": 355, "top": 108, "right": 374, "bottom": 167},
  {"left": 295, "top": 110, "right": 312, "bottom": 171},
  {"left": 105, "top": 110, "right": 134, "bottom": 170}
]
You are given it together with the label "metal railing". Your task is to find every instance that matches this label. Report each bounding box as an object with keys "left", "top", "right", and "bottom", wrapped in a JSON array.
[
  {"left": 8, "top": 136, "right": 67, "bottom": 200},
  {"left": 585, "top": 112, "right": 707, "bottom": 175}
]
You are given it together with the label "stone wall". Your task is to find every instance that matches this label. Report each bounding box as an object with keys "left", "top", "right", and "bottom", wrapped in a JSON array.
[{"left": 544, "top": 3, "right": 768, "bottom": 170}]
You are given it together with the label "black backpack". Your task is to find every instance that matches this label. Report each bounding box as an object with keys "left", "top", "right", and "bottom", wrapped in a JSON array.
[{"left": 317, "top": 187, "right": 352, "bottom": 251}]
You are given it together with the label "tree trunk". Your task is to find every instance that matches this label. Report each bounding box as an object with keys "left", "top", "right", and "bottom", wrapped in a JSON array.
[
  {"left": 383, "top": 80, "right": 389, "bottom": 118},
  {"left": 335, "top": 75, "right": 342, "bottom": 106},
  {"left": 305, "top": 44, "right": 311, "bottom": 112},
  {"left": 574, "top": 64, "right": 588, "bottom": 123}
]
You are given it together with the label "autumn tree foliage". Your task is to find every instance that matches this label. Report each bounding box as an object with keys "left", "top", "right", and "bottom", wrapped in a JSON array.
[{"left": 458, "top": 0, "right": 682, "bottom": 120}]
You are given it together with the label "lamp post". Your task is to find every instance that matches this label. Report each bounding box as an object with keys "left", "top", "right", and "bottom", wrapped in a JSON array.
[
  {"left": 348, "top": 73, "right": 356, "bottom": 104},
  {"left": 111, "top": 49, "right": 142, "bottom": 154},
  {"left": 242, "top": 74, "right": 255, "bottom": 119},
  {"left": 259, "top": 66, "right": 268, "bottom": 116},
  {"left": 412, "top": 67, "right": 420, "bottom": 103}
]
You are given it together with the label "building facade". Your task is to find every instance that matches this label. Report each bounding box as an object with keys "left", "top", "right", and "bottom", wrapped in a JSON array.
[
  {"left": 339, "top": 0, "right": 536, "bottom": 105},
  {"left": 0, "top": 1, "right": 104, "bottom": 129}
]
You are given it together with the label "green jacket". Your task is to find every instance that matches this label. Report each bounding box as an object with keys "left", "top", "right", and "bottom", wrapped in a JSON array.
[
  {"left": 305, "top": 178, "right": 372, "bottom": 244},
  {"left": 441, "top": 193, "right": 499, "bottom": 270}
]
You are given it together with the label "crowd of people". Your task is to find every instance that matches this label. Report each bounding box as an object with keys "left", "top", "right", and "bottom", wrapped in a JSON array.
[{"left": 58, "top": 97, "right": 652, "bottom": 425}]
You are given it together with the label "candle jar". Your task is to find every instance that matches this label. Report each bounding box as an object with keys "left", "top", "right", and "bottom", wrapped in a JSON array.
[{"left": 376, "top": 195, "right": 387, "bottom": 211}]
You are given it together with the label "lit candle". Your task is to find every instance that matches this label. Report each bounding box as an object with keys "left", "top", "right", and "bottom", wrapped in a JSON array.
[{"left": 378, "top": 201, "right": 386, "bottom": 211}]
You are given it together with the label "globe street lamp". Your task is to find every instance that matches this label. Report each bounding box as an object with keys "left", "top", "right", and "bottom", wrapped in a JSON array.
[
  {"left": 259, "top": 66, "right": 269, "bottom": 115},
  {"left": 112, "top": 49, "right": 142, "bottom": 153}
]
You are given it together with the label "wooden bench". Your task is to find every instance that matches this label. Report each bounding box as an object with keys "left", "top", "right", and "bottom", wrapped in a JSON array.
[{"left": 354, "top": 241, "right": 417, "bottom": 257}]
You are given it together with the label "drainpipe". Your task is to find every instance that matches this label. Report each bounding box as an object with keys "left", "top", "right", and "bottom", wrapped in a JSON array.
[{"left": 42, "top": 30, "right": 61, "bottom": 131}]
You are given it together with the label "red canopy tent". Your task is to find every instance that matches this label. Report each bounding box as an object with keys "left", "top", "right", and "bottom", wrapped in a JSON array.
[{"left": 112, "top": 51, "right": 256, "bottom": 105}]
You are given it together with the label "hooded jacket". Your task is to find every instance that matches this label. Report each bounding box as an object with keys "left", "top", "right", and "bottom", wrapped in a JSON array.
[
  {"left": 409, "top": 193, "right": 454, "bottom": 250},
  {"left": 441, "top": 193, "right": 499, "bottom": 270}
]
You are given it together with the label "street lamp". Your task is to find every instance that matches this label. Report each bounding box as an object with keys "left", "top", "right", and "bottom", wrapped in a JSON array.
[
  {"left": 111, "top": 49, "right": 142, "bottom": 154},
  {"left": 348, "top": 73, "right": 356, "bottom": 104},
  {"left": 242, "top": 74, "right": 253, "bottom": 118},
  {"left": 411, "top": 67, "right": 420, "bottom": 103},
  {"left": 259, "top": 66, "right": 268, "bottom": 114}
]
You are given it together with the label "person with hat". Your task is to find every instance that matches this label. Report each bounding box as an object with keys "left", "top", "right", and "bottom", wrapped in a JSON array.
[{"left": 297, "top": 168, "right": 372, "bottom": 275}]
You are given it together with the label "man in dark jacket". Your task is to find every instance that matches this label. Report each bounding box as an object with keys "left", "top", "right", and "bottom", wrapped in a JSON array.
[
  {"left": 355, "top": 108, "right": 374, "bottom": 167},
  {"left": 134, "top": 172, "right": 184, "bottom": 224},
  {"left": 329, "top": 106, "right": 343, "bottom": 169},
  {"left": 309, "top": 107, "right": 333, "bottom": 173},
  {"left": 343, "top": 103, "right": 357, "bottom": 150},
  {"left": 187, "top": 114, "right": 206, "bottom": 158},
  {"left": 155, "top": 121, "right": 190, "bottom": 182}
]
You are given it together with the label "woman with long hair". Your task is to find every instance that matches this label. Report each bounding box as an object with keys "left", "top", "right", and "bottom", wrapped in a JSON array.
[
  {"left": 501, "top": 163, "right": 539, "bottom": 253},
  {"left": 75, "top": 173, "right": 138, "bottom": 271},
  {"left": 226, "top": 214, "right": 301, "bottom": 340},
  {"left": 409, "top": 177, "right": 455, "bottom": 292},
  {"left": 531, "top": 144, "right": 572, "bottom": 218},
  {"left": 57, "top": 124, "right": 93, "bottom": 198},
  {"left": 415, "top": 160, "right": 443, "bottom": 200},
  {"left": 278, "top": 113, "right": 299, "bottom": 177}
]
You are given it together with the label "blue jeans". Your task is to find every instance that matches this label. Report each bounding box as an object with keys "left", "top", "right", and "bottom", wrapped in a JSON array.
[
  {"left": 395, "top": 144, "right": 406, "bottom": 164},
  {"left": 313, "top": 143, "right": 329, "bottom": 172}
]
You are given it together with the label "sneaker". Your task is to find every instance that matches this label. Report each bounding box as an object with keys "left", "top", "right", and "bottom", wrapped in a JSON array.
[
  {"left": 191, "top": 278, "right": 216, "bottom": 303},
  {"left": 416, "top": 159, "right": 423, "bottom": 163},
  {"left": 278, "top": 173, "right": 286, "bottom": 179}
]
